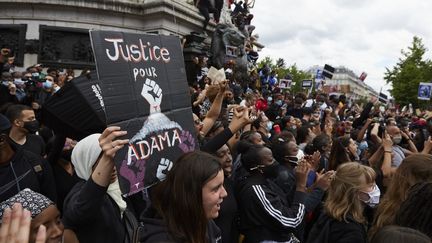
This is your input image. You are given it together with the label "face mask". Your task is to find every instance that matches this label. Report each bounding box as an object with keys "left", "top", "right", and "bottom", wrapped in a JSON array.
[
  {"left": 275, "top": 100, "right": 283, "bottom": 106},
  {"left": 23, "top": 120, "right": 39, "bottom": 134},
  {"left": 296, "top": 149, "right": 305, "bottom": 161},
  {"left": 1, "top": 81, "right": 8, "bottom": 86},
  {"left": 262, "top": 161, "right": 280, "bottom": 178},
  {"left": 31, "top": 72, "right": 39, "bottom": 78},
  {"left": 53, "top": 86, "right": 61, "bottom": 93},
  {"left": 360, "top": 184, "right": 380, "bottom": 208},
  {"left": 43, "top": 80, "right": 53, "bottom": 89},
  {"left": 392, "top": 136, "right": 402, "bottom": 145},
  {"left": 14, "top": 78, "right": 24, "bottom": 85},
  {"left": 266, "top": 121, "right": 274, "bottom": 132}
]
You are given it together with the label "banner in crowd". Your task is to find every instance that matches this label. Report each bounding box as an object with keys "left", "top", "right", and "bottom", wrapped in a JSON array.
[
  {"left": 418, "top": 82, "right": 432, "bottom": 100},
  {"left": 315, "top": 69, "right": 324, "bottom": 90},
  {"left": 279, "top": 78, "right": 292, "bottom": 89},
  {"left": 359, "top": 72, "right": 367, "bottom": 81},
  {"left": 323, "top": 64, "right": 335, "bottom": 79},
  {"left": 302, "top": 79, "right": 313, "bottom": 88},
  {"left": 90, "top": 30, "right": 198, "bottom": 196},
  {"left": 379, "top": 92, "right": 388, "bottom": 104}
]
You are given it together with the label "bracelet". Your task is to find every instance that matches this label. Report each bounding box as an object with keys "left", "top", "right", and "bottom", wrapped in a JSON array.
[{"left": 384, "top": 150, "right": 392, "bottom": 153}]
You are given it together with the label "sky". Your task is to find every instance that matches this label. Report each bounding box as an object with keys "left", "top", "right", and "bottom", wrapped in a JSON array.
[{"left": 249, "top": 0, "right": 432, "bottom": 95}]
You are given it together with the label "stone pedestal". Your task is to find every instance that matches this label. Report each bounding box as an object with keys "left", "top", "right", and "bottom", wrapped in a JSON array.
[{"left": 0, "top": 0, "right": 215, "bottom": 70}]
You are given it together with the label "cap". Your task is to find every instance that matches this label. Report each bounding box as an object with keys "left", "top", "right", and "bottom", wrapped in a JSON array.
[{"left": 0, "top": 114, "right": 11, "bottom": 132}]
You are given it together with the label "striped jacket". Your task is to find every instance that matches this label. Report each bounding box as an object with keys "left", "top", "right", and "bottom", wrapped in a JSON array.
[{"left": 236, "top": 173, "right": 306, "bottom": 243}]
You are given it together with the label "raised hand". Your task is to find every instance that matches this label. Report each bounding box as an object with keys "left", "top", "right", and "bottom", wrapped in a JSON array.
[
  {"left": 382, "top": 131, "right": 393, "bottom": 151},
  {"left": 0, "top": 203, "right": 47, "bottom": 243},
  {"left": 314, "top": 170, "right": 335, "bottom": 191},
  {"left": 218, "top": 80, "right": 228, "bottom": 93},
  {"left": 141, "top": 78, "right": 162, "bottom": 113},
  {"left": 309, "top": 151, "right": 321, "bottom": 170},
  {"left": 422, "top": 136, "right": 432, "bottom": 154},
  {"left": 295, "top": 159, "right": 310, "bottom": 191},
  {"left": 8, "top": 83, "right": 16, "bottom": 95},
  {"left": 156, "top": 158, "right": 173, "bottom": 181},
  {"left": 99, "top": 126, "right": 129, "bottom": 160}
]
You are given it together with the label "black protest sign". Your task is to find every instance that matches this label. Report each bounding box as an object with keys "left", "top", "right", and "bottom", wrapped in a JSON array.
[
  {"left": 302, "top": 79, "right": 313, "bottom": 88},
  {"left": 323, "top": 64, "right": 335, "bottom": 79},
  {"left": 90, "top": 31, "right": 198, "bottom": 196}
]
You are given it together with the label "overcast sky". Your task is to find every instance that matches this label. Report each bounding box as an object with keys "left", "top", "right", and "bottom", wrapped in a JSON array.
[{"left": 249, "top": 0, "right": 432, "bottom": 95}]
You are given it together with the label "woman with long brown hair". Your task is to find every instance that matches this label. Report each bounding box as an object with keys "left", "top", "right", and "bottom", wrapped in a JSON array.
[
  {"left": 370, "top": 153, "right": 432, "bottom": 238},
  {"left": 328, "top": 136, "right": 358, "bottom": 171},
  {"left": 307, "top": 162, "right": 378, "bottom": 243},
  {"left": 141, "top": 151, "right": 227, "bottom": 243}
]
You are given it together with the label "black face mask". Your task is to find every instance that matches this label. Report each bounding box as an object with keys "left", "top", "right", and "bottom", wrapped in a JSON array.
[
  {"left": 284, "top": 156, "right": 299, "bottom": 165},
  {"left": 262, "top": 161, "right": 280, "bottom": 178},
  {"left": 23, "top": 120, "right": 39, "bottom": 134}
]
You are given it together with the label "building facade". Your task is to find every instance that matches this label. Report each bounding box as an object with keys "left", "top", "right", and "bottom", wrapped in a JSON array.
[
  {"left": 0, "top": 0, "right": 210, "bottom": 70},
  {"left": 308, "top": 65, "right": 379, "bottom": 100}
]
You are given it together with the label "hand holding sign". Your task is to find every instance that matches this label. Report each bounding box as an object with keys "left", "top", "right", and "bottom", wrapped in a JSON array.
[{"left": 141, "top": 78, "right": 162, "bottom": 113}]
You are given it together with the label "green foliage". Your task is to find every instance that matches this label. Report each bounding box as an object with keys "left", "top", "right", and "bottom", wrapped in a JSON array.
[
  {"left": 257, "top": 56, "right": 312, "bottom": 94},
  {"left": 384, "top": 36, "right": 432, "bottom": 108}
]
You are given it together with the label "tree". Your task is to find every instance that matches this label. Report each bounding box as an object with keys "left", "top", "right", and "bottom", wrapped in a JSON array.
[{"left": 384, "top": 36, "right": 432, "bottom": 107}]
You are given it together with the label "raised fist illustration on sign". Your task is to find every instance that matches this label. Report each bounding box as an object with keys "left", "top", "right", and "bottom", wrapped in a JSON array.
[
  {"left": 156, "top": 158, "right": 173, "bottom": 181},
  {"left": 141, "top": 78, "right": 162, "bottom": 113}
]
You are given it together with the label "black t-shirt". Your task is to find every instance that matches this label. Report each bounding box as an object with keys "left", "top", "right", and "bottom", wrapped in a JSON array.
[
  {"left": 21, "top": 134, "right": 46, "bottom": 157},
  {"left": 51, "top": 161, "right": 80, "bottom": 214},
  {"left": 0, "top": 145, "right": 57, "bottom": 203}
]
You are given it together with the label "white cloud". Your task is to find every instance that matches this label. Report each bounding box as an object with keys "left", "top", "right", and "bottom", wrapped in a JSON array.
[{"left": 250, "top": 0, "right": 432, "bottom": 95}]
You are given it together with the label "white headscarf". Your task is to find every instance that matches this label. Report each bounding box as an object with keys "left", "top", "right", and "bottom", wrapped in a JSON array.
[{"left": 71, "top": 134, "right": 127, "bottom": 215}]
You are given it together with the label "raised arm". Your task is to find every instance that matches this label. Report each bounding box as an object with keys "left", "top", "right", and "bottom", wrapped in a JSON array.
[{"left": 201, "top": 81, "right": 227, "bottom": 136}]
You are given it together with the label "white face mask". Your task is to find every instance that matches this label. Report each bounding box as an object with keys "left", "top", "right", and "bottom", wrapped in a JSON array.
[
  {"left": 296, "top": 149, "right": 304, "bottom": 161},
  {"left": 360, "top": 184, "right": 380, "bottom": 208}
]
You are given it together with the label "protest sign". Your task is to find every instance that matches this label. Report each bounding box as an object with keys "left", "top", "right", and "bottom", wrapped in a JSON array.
[
  {"left": 90, "top": 30, "right": 198, "bottom": 196},
  {"left": 323, "top": 64, "right": 335, "bottom": 79},
  {"left": 207, "top": 66, "right": 226, "bottom": 84},
  {"left": 379, "top": 92, "right": 388, "bottom": 104},
  {"left": 302, "top": 79, "right": 313, "bottom": 88},
  {"left": 359, "top": 72, "right": 367, "bottom": 81},
  {"left": 418, "top": 82, "right": 432, "bottom": 100},
  {"left": 279, "top": 79, "right": 292, "bottom": 89}
]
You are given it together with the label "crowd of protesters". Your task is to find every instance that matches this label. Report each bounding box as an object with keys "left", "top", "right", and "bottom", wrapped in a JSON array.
[
  {"left": 1, "top": 2, "right": 432, "bottom": 243},
  {"left": 2, "top": 44, "right": 432, "bottom": 243}
]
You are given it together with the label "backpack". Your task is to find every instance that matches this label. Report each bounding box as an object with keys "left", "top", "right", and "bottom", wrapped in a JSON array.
[{"left": 123, "top": 208, "right": 145, "bottom": 243}]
